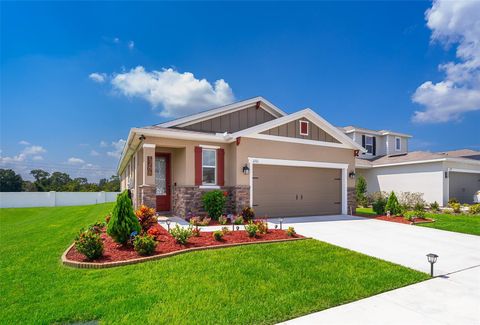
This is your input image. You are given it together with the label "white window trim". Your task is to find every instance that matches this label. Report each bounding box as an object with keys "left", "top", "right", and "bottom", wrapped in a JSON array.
[
  {"left": 202, "top": 148, "right": 217, "bottom": 186},
  {"left": 395, "top": 137, "right": 401, "bottom": 151},
  {"left": 364, "top": 135, "right": 374, "bottom": 155},
  {"left": 248, "top": 157, "right": 349, "bottom": 215},
  {"left": 299, "top": 120, "right": 309, "bottom": 136}
]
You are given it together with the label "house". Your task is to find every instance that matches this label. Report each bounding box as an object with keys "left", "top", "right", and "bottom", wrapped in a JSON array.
[
  {"left": 117, "top": 97, "right": 364, "bottom": 218},
  {"left": 344, "top": 126, "right": 480, "bottom": 206}
]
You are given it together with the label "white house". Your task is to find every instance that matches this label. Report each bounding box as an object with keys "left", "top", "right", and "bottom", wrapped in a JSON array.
[{"left": 342, "top": 126, "right": 480, "bottom": 206}]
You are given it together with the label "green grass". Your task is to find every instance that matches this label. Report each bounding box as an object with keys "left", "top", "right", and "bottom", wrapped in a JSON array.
[
  {"left": 1, "top": 204, "right": 428, "bottom": 324},
  {"left": 356, "top": 207, "right": 480, "bottom": 236}
]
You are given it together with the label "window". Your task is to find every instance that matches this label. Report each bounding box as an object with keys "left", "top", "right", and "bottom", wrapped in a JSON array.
[
  {"left": 202, "top": 149, "right": 216, "bottom": 185},
  {"left": 365, "top": 136, "right": 374, "bottom": 154},
  {"left": 299, "top": 120, "right": 309, "bottom": 136},
  {"left": 395, "top": 137, "right": 401, "bottom": 151}
]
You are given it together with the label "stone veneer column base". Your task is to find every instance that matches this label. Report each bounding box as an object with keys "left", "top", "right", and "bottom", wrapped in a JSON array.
[
  {"left": 172, "top": 185, "right": 250, "bottom": 218},
  {"left": 347, "top": 187, "right": 356, "bottom": 215},
  {"left": 138, "top": 185, "right": 156, "bottom": 210}
]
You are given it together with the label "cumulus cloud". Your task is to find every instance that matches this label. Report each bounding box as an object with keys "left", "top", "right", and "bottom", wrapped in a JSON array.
[
  {"left": 90, "top": 150, "right": 100, "bottom": 156},
  {"left": 107, "top": 139, "right": 126, "bottom": 159},
  {"left": 32, "top": 156, "right": 44, "bottom": 161},
  {"left": 0, "top": 145, "right": 46, "bottom": 164},
  {"left": 67, "top": 157, "right": 85, "bottom": 164},
  {"left": 99, "top": 140, "right": 108, "bottom": 148},
  {"left": 22, "top": 145, "right": 46, "bottom": 155},
  {"left": 412, "top": 0, "right": 480, "bottom": 123},
  {"left": 19, "top": 140, "right": 30, "bottom": 145},
  {"left": 89, "top": 72, "right": 107, "bottom": 83},
  {"left": 110, "top": 66, "right": 235, "bottom": 117},
  {"left": 128, "top": 40, "right": 135, "bottom": 50}
]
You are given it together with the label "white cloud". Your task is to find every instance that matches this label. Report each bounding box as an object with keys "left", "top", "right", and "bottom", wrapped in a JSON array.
[
  {"left": 22, "top": 145, "right": 46, "bottom": 155},
  {"left": 107, "top": 139, "right": 126, "bottom": 159},
  {"left": 32, "top": 156, "right": 44, "bottom": 161},
  {"left": 89, "top": 72, "right": 107, "bottom": 83},
  {"left": 67, "top": 157, "right": 85, "bottom": 164},
  {"left": 412, "top": 0, "right": 480, "bottom": 123},
  {"left": 0, "top": 145, "right": 46, "bottom": 164},
  {"left": 90, "top": 150, "right": 100, "bottom": 156},
  {"left": 99, "top": 140, "right": 108, "bottom": 148},
  {"left": 113, "top": 37, "right": 120, "bottom": 44},
  {"left": 19, "top": 140, "right": 30, "bottom": 145},
  {"left": 128, "top": 40, "right": 135, "bottom": 50},
  {"left": 110, "top": 66, "right": 235, "bottom": 117}
]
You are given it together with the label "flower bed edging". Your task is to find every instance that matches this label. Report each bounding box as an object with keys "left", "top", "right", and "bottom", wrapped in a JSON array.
[
  {"left": 355, "top": 214, "right": 435, "bottom": 225},
  {"left": 61, "top": 237, "right": 310, "bottom": 269}
]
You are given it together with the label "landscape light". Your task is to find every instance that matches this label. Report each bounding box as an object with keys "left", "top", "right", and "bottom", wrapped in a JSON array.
[
  {"left": 426, "top": 253, "right": 438, "bottom": 277},
  {"left": 165, "top": 219, "right": 171, "bottom": 232}
]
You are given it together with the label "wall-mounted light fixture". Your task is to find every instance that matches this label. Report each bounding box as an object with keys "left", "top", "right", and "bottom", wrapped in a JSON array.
[
  {"left": 242, "top": 164, "right": 250, "bottom": 175},
  {"left": 349, "top": 171, "right": 356, "bottom": 179},
  {"left": 139, "top": 134, "right": 146, "bottom": 141}
]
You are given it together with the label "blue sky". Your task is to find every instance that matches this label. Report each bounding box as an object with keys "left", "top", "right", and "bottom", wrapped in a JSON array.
[{"left": 1, "top": 1, "right": 479, "bottom": 181}]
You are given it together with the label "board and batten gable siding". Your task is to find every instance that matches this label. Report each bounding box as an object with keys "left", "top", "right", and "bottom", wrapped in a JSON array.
[
  {"left": 178, "top": 105, "right": 277, "bottom": 133},
  {"left": 260, "top": 117, "right": 340, "bottom": 143}
]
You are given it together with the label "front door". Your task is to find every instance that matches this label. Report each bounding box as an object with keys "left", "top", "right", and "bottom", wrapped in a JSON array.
[{"left": 155, "top": 153, "right": 171, "bottom": 212}]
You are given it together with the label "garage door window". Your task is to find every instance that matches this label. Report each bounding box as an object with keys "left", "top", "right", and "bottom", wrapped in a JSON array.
[{"left": 202, "top": 149, "right": 216, "bottom": 185}]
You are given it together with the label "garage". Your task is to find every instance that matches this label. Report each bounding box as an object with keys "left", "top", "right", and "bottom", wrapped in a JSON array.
[
  {"left": 449, "top": 172, "right": 480, "bottom": 204},
  {"left": 252, "top": 164, "right": 342, "bottom": 217}
]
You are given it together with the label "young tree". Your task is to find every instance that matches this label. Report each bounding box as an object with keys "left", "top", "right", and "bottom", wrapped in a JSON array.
[
  {"left": 107, "top": 191, "right": 141, "bottom": 244},
  {"left": 385, "top": 191, "right": 401, "bottom": 216},
  {"left": 0, "top": 169, "right": 23, "bottom": 192},
  {"left": 355, "top": 175, "right": 368, "bottom": 207}
]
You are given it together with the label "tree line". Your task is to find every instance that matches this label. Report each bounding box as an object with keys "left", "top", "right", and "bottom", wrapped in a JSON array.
[{"left": 0, "top": 168, "right": 120, "bottom": 192}]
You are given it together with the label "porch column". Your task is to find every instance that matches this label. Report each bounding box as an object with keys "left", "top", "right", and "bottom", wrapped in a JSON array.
[{"left": 138, "top": 143, "right": 156, "bottom": 209}]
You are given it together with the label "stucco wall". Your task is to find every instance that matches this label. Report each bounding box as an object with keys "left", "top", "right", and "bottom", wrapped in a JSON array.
[{"left": 358, "top": 162, "right": 445, "bottom": 204}]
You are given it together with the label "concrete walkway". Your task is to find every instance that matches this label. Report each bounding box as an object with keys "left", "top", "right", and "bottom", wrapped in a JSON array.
[{"left": 270, "top": 215, "right": 480, "bottom": 324}]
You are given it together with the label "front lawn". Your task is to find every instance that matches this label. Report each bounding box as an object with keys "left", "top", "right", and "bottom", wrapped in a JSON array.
[
  {"left": 356, "top": 207, "right": 480, "bottom": 236},
  {"left": 1, "top": 204, "right": 427, "bottom": 324}
]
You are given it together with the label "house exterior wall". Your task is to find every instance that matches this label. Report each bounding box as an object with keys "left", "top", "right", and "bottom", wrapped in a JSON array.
[
  {"left": 180, "top": 105, "right": 276, "bottom": 133},
  {"left": 357, "top": 162, "right": 445, "bottom": 204},
  {"left": 261, "top": 117, "right": 340, "bottom": 143},
  {"left": 385, "top": 135, "right": 408, "bottom": 156},
  {"left": 346, "top": 131, "right": 409, "bottom": 158}
]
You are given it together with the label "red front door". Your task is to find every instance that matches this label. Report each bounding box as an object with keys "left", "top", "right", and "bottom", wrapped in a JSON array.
[{"left": 155, "top": 153, "right": 171, "bottom": 212}]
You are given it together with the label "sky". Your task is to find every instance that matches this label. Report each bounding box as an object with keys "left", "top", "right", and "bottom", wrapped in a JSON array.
[{"left": 1, "top": 1, "right": 479, "bottom": 182}]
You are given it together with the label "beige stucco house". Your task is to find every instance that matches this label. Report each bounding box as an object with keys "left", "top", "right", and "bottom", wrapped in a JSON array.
[{"left": 118, "top": 97, "right": 364, "bottom": 218}]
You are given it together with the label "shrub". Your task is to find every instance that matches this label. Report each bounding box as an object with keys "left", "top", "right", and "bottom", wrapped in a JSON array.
[
  {"left": 241, "top": 207, "right": 255, "bottom": 222},
  {"left": 355, "top": 175, "right": 368, "bottom": 207},
  {"left": 133, "top": 234, "right": 156, "bottom": 256},
  {"left": 87, "top": 221, "right": 105, "bottom": 234},
  {"left": 192, "top": 227, "right": 201, "bottom": 237},
  {"left": 448, "top": 197, "right": 459, "bottom": 205},
  {"left": 199, "top": 217, "right": 211, "bottom": 226},
  {"left": 147, "top": 226, "right": 162, "bottom": 237},
  {"left": 255, "top": 220, "right": 268, "bottom": 234},
  {"left": 398, "top": 192, "right": 426, "bottom": 210},
  {"left": 429, "top": 201, "right": 440, "bottom": 212},
  {"left": 170, "top": 225, "right": 192, "bottom": 244},
  {"left": 404, "top": 209, "right": 426, "bottom": 221},
  {"left": 75, "top": 229, "right": 104, "bottom": 260},
  {"left": 286, "top": 227, "right": 296, "bottom": 237},
  {"left": 245, "top": 222, "right": 258, "bottom": 237},
  {"left": 221, "top": 226, "right": 230, "bottom": 235},
  {"left": 107, "top": 190, "right": 141, "bottom": 245},
  {"left": 372, "top": 196, "right": 387, "bottom": 215},
  {"left": 233, "top": 215, "right": 244, "bottom": 225},
  {"left": 135, "top": 205, "right": 157, "bottom": 232},
  {"left": 470, "top": 204, "right": 480, "bottom": 215},
  {"left": 189, "top": 216, "right": 211, "bottom": 226},
  {"left": 218, "top": 215, "right": 228, "bottom": 225},
  {"left": 213, "top": 230, "right": 224, "bottom": 241},
  {"left": 385, "top": 191, "right": 401, "bottom": 216},
  {"left": 450, "top": 202, "right": 461, "bottom": 213},
  {"left": 202, "top": 190, "right": 226, "bottom": 220},
  {"left": 105, "top": 214, "right": 111, "bottom": 224}
]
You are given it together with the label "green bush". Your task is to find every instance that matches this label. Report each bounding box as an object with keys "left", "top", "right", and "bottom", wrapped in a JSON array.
[
  {"left": 448, "top": 197, "right": 459, "bottom": 205},
  {"left": 385, "top": 191, "right": 401, "bottom": 216},
  {"left": 75, "top": 229, "right": 104, "bottom": 260},
  {"left": 355, "top": 176, "right": 368, "bottom": 207},
  {"left": 372, "top": 196, "right": 387, "bottom": 215},
  {"left": 470, "top": 204, "right": 480, "bottom": 215},
  {"left": 133, "top": 234, "right": 156, "bottom": 256},
  {"left": 404, "top": 209, "right": 426, "bottom": 221},
  {"left": 241, "top": 207, "right": 255, "bottom": 222},
  {"left": 245, "top": 222, "right": 258, "bottom": 237},
  {"left": 170, "top": 225, "right": 192, "bottom": 244},
  {"left": 213, "top": 230, "right": 224, "bottom": 241},
  {"left": 87, "top": 221, "right": 105, "bottom": 234},
  {"left": 450, "top": 202, "right": 461, "bottom": 213},
  {"left": 429, "top": 201, "right": 440, "bottom": 212},
  {"left": 286, "top": 227, "right": 296, "bottom": 237},
  {"left": 107, "top": 190, "right": 141, "bottom": 245},
  {"left": 218, "top": 215, "right": 228, "bottom": 225},
  {"left": 233, "top": 215, "right": 244, "bottom": 225},
  {"left": 202, "top": 190, "right": 226, "bottom": 220}
]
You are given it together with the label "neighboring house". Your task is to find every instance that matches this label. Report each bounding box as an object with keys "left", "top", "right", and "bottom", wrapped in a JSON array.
[
  {"left": 118, "top": 97, "right": 364, "bottom": 218},
  {"left": 344, "top": 125, "right": 480, "bottom": 206}
]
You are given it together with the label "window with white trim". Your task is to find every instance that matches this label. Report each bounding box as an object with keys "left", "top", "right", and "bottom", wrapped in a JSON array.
[
  {"left": 299, "top": 120, "right": 309, "bottom": 136},
  {"left": 202, "top": 149, "right": 216, "bottom": 185},
  {"left": 395, "top": 137, "right": 401, "bottom": 151},
  {"left": 365, "top": 136, "right": 374, "bottom": 154}
]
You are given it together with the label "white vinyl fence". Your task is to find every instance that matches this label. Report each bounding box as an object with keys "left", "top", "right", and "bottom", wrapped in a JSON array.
[{"left": 0, "top": 191, "right": 120, "bottom": 208}]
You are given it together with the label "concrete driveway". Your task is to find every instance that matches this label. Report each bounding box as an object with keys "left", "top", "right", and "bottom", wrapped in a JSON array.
[{"left": 270, "top": 215, "right": 480, "bottom": 325}]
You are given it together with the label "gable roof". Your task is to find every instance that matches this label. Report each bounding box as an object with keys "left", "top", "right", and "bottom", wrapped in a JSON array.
[
  {"left": 231, "top": 108, "right": 366, "bottom": 152},
  {"left": 156, "top": 96, "right": 286, "bottom": 128},
  {"left": 342, "top": 126, "right": 412, "bottom": 138}
]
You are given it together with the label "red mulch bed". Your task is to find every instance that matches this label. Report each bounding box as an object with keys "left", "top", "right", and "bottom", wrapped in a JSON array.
[
  {"left": 355, "top": 214, "right": 434, "bottom": 225},
  {"left": 66, "top": 225, "right": 303, "bottom": 263}
]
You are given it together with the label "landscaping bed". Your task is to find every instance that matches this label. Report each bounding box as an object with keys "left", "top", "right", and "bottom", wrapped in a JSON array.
[
  {"left": 355, "top": 213, "right": 434, "bottom": 225},
  {"left": 65, "top": 224, "right": 304, "bottom": 264}
]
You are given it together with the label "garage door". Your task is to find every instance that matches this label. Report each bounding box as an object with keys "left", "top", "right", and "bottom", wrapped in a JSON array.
[{"left": 252, "top": 165, "right": 342, "bottom": 217}]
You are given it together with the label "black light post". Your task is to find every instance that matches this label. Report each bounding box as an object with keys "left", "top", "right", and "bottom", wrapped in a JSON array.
[
  {"left": 426, "top": 253, "right": 438, "bottom": 277},
  {"left": 165, "top": 219, "right": 171, "bottom": 232}
]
